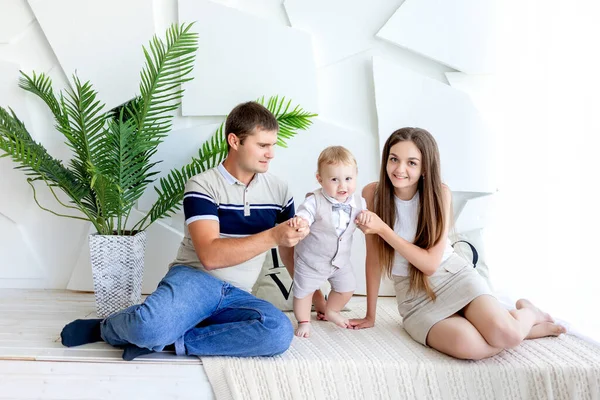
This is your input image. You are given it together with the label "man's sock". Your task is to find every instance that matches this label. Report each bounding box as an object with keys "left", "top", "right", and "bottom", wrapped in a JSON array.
[
  {"left": 122, "top": 343, "right": 176, "bottom": 361},
  {"left": 122, "top": 344, "right": 154, "bottom": 361},
  {"left": 60, "top": 319, "right": 103, "bottom": 347}
]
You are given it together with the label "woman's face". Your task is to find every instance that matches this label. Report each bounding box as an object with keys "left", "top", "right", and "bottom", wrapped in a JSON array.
[{"left": 386, "top": 140, "right": 423, "bottom": 194}]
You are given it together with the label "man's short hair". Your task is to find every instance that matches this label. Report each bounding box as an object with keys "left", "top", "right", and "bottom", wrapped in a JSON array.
[{"left": 225, "top": 102, "right": 279, "bottom": 150}]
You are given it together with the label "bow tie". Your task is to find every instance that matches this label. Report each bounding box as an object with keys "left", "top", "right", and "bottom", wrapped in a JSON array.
[{"left": 332, "top": 203, "right": 351, "bottom": 213}]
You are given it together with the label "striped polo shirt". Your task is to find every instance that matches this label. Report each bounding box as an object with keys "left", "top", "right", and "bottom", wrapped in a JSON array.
[{"left": 169, "top": 163, "right": 295, "bottom": 292}]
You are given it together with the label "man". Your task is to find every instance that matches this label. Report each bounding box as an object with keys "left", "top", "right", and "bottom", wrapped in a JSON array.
[{"left": 61, "top": 101, "right": 310, "bottom": 360}]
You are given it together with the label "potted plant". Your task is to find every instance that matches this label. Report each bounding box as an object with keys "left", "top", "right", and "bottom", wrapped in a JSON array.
[{"left": 0, "top": 22, "right": 316, "bottom": 317}]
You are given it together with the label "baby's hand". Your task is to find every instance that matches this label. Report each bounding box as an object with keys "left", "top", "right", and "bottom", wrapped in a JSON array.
[
  {"left": 355, "top": 210, "right": 384, "bottom": 235},
  {"left": 288, "top": 216, "right": 308, "bottom": 230}
]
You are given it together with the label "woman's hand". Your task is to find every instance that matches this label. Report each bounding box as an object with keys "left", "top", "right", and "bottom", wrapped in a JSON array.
[
  {"left": 355, "top": 210, "right": 386, "bottom": 236},
  {"left": 348, "top": 316, "right": 375, "bottom": 330}
]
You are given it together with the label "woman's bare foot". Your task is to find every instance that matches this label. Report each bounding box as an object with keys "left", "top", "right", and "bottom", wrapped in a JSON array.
[
  {"left": 516, "top": 298, "right": 555, "bottom": 324},
  {"left": 525, "top": 322, "right": 567, "bottom": 339},
  {"left": 295, "top": 321, "right": 311, "bottom": 338},
  {"left": 325, "top": 309, "right": 350, "bottom": 328}
]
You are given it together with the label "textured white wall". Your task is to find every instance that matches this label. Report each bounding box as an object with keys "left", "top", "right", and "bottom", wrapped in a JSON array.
[{"left": 0, "top": 0, "right": 496, "bottom": 295}]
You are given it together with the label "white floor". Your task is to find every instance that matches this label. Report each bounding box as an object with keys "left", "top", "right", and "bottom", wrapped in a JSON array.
[{"left": 0, "top": 289, "right": 214, "bottom": 399}]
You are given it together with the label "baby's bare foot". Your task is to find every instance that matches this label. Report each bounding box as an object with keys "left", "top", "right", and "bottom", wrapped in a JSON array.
[
  {"left": 516, "top": 298, "right": 554, "bottom": 324},
  {"left": 325, "top": 309, "right": 350, "bottom": 328},
  {"left": 314, "top": 297, "right": 327, "bottom": 321},
  {"left": 525, "top": 322, "right": 567, "bottom": 339},
  {"left": 295, "top": 321, "right": 311, "bottom": 338}
]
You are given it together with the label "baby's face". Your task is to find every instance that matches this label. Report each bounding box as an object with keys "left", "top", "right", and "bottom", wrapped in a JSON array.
[{"left": 317, "top": 162, "right": 358, "bottom": 202}]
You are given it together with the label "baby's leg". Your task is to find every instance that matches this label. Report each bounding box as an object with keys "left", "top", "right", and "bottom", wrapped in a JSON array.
[
  {"left": 326, "top": 267, "right": 356, "bottom": 328},
  {"left": 325, "top": 291, "right": 353, "bottom": 328},
  {"left": 294, "top": 295, "right": 314, "bottom": 338}
]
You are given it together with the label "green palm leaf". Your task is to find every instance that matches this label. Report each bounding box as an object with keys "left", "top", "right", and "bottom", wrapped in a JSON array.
[
  {"left": 0, "top": 107, "right": 95, "bottom": 224},
  {"left": 131, "top": 22, "right": 198, "bottom": 143}
]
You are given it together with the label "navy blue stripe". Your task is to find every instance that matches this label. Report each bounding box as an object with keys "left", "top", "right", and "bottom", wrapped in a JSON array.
[
  {"left": 184, "top": 196, "right": 218, "bottom": 220},
  {"left": 219, "top": 208, "right": 279, "bottom": 235},
  {"left": 276, "top": 199, "right": 295, "bottom": 224}
]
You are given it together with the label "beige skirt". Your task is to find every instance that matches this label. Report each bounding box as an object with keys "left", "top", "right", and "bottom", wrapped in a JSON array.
[{"left": 393, "top": 253, "right": 493, "bottom": 346}]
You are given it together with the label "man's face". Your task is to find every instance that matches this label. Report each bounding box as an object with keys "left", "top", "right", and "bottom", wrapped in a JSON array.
[{"left": 237, "top": 128, "right": 278, "bottom": 174}]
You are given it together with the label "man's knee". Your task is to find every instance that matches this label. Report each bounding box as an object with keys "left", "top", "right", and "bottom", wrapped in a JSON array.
[{"left": 262, "top": 309, "right": 294, "bottom": 355}]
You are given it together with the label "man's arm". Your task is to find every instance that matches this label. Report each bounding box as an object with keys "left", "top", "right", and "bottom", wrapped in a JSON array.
[{"left": 189, "top": 220, "right": 307, "bottom": 270}]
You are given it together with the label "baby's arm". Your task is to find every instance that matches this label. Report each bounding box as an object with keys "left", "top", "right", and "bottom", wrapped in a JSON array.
[{"left": 287, "top": 194, "right": 317, "bottom": 229}]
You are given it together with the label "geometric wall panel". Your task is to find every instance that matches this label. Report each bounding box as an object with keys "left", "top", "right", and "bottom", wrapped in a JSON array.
[
  {"left": 454, "top": 194, "right": 495, "bottom": 233},
  {"left": 445, "top": 72, "right": 497, "bottom": 114},
  {"left": 0, "top": 214, "right": 44, "bottom": 279},
  {"left": 211, "top": 0, "right": 290, "bottom": 25},
  {"left": 377, "top": 0, "right": 497, "bottom": 74},
  {"left": 0, "top": 0, "right": 35, "bottom": 43},
  {"left": 0, "top": 59, "right": 32, "bottom": 135},
  {"left": 0, "top": 21, "right": 57, "bottom": 73},
  {"left": 285, "top": 0, "right": 404, "bottom": 67},
  {"left": 178, "top": 0, "right": 318, "bottom": 116},
  {"left": 373, "top": 56, "right": 496, "bottom": 193},
  {"left": 137, "top": 123, "right": 221, "bottom": 211},
  {"left": 28, "top": 0, "right": 155, "bottom": 110},
  {"left": 316, "top": 51, "right": 379, "bottom": 137}
]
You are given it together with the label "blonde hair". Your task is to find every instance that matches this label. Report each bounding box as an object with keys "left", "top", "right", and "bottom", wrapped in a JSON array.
[
  {"left": 317, "top": 146, "right": 357, "bottom": 174},
  {"left": 374, "top": 128, "right": 445, "bottom": 301}
]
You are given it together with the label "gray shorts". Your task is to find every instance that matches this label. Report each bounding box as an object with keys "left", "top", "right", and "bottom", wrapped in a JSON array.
[{"left": 293, "top": 258, "right": 356, "bottom": 299}]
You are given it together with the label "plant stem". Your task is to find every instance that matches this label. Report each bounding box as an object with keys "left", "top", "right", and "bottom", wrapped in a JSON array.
[{"left": 27, "top": 180, "right": 92, "bottom": 223}]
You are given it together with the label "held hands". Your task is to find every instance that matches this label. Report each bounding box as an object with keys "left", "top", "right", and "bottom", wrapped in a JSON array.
[
  {"left": 355, "top": 210, "right": 385, "bottom": 235},
  {"left": 287, "top": 216, "right": 309, "bottom": 230},
  {"left": 274, "top": 218, "right": 310, "bottom": 247}
]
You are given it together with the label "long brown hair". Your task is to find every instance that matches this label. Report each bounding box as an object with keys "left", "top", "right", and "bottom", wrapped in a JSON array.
[{"left": 374, "top": 128, "right": 446, "bottom": 300}]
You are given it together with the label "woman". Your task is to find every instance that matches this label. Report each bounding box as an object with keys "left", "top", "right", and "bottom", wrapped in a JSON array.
[{"left": 350, "top": 127, "right": 565, "bottom": 360}]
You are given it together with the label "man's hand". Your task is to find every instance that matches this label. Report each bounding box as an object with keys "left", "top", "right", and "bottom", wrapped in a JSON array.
[
  {"left": 287, "top": 216, "right": 309, "bottom": 230},
  {"left": 272, "top": 220, "right": 309, "bottom": 247}
]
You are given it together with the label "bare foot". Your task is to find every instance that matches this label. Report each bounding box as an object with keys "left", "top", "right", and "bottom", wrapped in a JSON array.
[
  {"left": 295, "top": 322, "right": 311, "bottom": 338},
  {"left": 325, "top": 309, "right": 350, "bottom": 328},
  {"left": 516, "top": 298, "right": 555, "bottom": 324},
  {"left": 525, "top": 322, "right": 567, "bottom": 339},
  {"left": 314, "top": 296, "right": 327, "bottom": 321}
]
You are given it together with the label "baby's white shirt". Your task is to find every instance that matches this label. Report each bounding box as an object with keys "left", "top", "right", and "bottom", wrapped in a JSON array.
[{"left": 296, "top": 192, "right": 367, "bottom": 236}]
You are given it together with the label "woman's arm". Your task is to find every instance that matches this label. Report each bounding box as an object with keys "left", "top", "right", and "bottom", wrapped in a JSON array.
[
  {"left": 356, "top": 185, "right": 453, "bottom": 276},
  {"left": 350, "top": 183, "right": 382, "bottom": 329}
]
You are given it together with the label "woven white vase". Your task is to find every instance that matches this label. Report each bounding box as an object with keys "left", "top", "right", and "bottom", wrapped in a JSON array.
[{"left": 89, "top": 231, "right": 147, "bottom": 318}]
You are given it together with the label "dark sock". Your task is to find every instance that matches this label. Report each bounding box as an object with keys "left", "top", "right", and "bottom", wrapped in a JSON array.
[
  {"left": 163, "top": 343, "right": 176, "bottom": 352},
  {"left": 60, "top": 319, "right": 103, "bottom": 347},
  {"left": 122, "top": 344, "right": 154, "bottom": 361},
  {"left": 121, "top": 343, "right": 177, "bottom": 361}
]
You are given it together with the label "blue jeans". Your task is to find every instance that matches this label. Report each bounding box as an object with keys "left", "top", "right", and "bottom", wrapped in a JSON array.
[{"left": 100, "top": 265, "right": 294, "bottom": 357}]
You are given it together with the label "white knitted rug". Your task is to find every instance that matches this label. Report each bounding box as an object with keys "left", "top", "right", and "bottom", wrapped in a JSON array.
[{"left": 201, "top": 297, "right": 600, "bottom": 400}]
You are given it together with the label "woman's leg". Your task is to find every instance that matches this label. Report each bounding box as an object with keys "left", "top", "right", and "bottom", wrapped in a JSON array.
[
  {"left": 463, "top": 295, "right": 562, "bottom": 349},
  {"left": 426, "top": 314, "right": 503, "bottom": 360}
]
